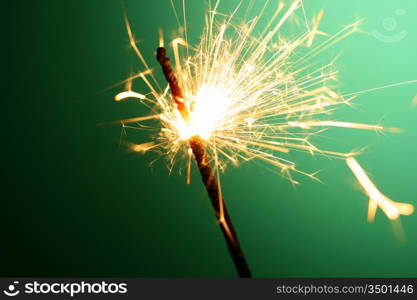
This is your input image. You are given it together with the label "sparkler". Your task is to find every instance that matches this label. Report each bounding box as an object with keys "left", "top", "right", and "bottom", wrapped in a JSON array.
[
  {"left": 113, "top": 0, "right": 414, "bottom": 277},
  {"left": 156, "top": 45, "right": 251, "bottom": 276}
]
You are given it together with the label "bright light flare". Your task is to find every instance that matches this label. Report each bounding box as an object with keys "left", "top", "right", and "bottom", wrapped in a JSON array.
[{"left": 177, "top": 85, "right": 235, "bottom": 140}]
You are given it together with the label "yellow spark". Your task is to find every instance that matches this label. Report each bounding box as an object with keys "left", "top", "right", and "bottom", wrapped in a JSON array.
[
  {"left": 346, "top": 157, "right": 414, "bottom": 221},
  {"left": 287, "top": 120, "right": 402, "bottom": 133},
  {"left": 288, "top": 120, "right": 383, "bottom": 131},
  {"left": 119, "top": 114, "right": 159, "bottom": 125},
  {"left": 306, "top": 10, "right": 328, "bottom": 47},
  {"left": 158, "top": 28, "right": 164, "bottom": 48},
  {"left": 114, "top": 90, "right": 146, "bottom": 101},
  {"left": 131, "top": 142, "right": 158, "bottom": 153},
  {"left": 343, "top": 79, "right": 417, "bottom": 98}
]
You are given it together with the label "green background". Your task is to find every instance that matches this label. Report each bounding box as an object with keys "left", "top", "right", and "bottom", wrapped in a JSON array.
[{"left": 2, "top": 0, "right": 416, "bottom": 277}]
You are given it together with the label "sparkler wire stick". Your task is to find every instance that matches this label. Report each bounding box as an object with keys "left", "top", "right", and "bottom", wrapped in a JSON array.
[{"left": 157, "top": 46, "right": 251, "bottom": 278}]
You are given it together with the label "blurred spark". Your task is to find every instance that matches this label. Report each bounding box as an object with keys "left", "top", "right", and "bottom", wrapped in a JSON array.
[{"left": 346, "top": 157, "right": 414, "bottom": 222}]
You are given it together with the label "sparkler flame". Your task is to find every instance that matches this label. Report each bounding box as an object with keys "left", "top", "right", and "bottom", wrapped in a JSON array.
[{"left": 114, "top": 0, "right": 414, "bottom": 221}]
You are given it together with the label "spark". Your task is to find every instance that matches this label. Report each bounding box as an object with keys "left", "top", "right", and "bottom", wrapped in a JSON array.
[
  {"left": 287, "top": 121, "right": 401, "bottom": 133},
  {"left": 131, "top": 142, "right": 158, "bottom": 153},
  {"left": 115, "top": 90, "right": 146, "bottom": 101},
  {"left": 119, "top": 114, "right": 159, "bottom": 124},
  {"left": 346, "top": 157, "right": 414, "bottom": 222},
  {"left": 343, "top": 79, "right": 417, "bottom": 98},
  {"left": 115, "top": 1, "right": 413, "bottom": 221}
]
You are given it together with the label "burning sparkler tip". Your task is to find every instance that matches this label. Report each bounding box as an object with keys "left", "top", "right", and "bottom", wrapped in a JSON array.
[{"left": 158, "top": 28, "right": 164, "bottom": 47}]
